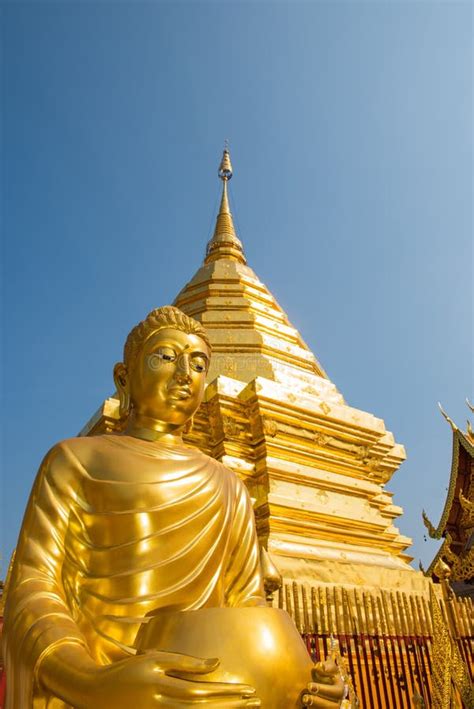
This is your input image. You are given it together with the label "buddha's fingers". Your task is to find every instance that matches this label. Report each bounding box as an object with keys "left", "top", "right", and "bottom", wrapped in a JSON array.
[
  {"left": 155, "top": 674, "right": 257, "bottom": 700},
  {"left": 312, "top": 661, "right": 339, "bottom": 685},
  {"left": 162, "top": 700, "right": 261, "bottom": 709},
  {"left": 307, "top": 680, "right": 345, "bottom": 701},
  {"left": 148, "top": 650, "right": 220, "bottom": 674},
  {"left": 301, "top": 694, "right": 339, "bottom": 708},
  {"left": 196, "top": 699, "right": 261, "bottom": 708},
  {"left": 313, "top": 659, "right": 338, "bottom": 678}
]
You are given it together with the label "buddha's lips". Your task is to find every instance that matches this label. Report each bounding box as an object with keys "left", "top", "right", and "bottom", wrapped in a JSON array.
[{"left": 168, "top": 386, "right": 192, "bottom": 399}]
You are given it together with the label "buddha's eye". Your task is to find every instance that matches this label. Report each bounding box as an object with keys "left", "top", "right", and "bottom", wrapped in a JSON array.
[
  {"left": 190, "top": 357, "right": 208, "bottom": 373},
  {"left": 156, "top": 347, "right": 177, "bottom": 362},
  {"left": 148, "top": 347, "right": 178, "bottom": 371}
]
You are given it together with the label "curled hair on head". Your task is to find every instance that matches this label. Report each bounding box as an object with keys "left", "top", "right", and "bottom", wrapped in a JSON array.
[{"left": 123, "top": 305, "right": 211, "bottom": 371}]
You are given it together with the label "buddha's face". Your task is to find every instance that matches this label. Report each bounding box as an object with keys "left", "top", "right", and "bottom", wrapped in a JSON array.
[{"left": 124, "top": 328, "right": 210, "bottom": 428}]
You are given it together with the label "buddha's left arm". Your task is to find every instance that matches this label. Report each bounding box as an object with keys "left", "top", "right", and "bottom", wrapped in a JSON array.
[{"left": 223, "top": 479, "right": 266, "bottom": 607}]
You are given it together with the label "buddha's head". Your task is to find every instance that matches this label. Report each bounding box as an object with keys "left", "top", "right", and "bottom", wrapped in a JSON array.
[{"left": 114, "top": 306, "right": 211, "bottom": 432}]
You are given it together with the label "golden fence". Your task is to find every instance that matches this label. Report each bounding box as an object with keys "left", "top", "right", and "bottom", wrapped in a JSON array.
[{"left": 278, "top": 582, "right": 474, "bottom": 708}]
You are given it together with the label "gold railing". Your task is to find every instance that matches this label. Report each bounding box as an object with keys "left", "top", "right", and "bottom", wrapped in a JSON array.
[{"left": 278, "top": 582, "right": 474, "bottom": 708}]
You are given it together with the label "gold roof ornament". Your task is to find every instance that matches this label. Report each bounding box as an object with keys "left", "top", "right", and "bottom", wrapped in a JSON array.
[
  {"left": 459, "top": 490, "right": 474, "bottom": 520},
  {"left": 438, "top": 402, "right": 458, "bottom": 431},
  {"left": 433, "top": 557, "right": 452, "bottom": 581},
  {"left": 466, "top": 399, "right": 474, "bottom": 441},
  {"left": 422, "top": 509, "right": 438, "bottom": 539},
  {"left": 205, "top": 147, "right": 247, "bottom": 265}
]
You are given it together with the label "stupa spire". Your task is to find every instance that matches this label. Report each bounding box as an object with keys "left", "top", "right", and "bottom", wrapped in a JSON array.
[{"left": 205, "top": 147, "right": 246, "bottom": 265}]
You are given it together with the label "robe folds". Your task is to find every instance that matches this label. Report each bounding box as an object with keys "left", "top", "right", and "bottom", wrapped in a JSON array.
[{"left": 2, "top": 434, "right": 265, "bottom": 708}]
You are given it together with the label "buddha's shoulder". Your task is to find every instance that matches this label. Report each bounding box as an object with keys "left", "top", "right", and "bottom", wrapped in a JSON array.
[
  {"left": 44, "top": 435, "right": 116, "bottom": 471},
  {"left": 165, "top": 443, "right": 245, "bottom": 490},
  {"left": 202, "top": 454, "right": 249, "bottom": 494}
]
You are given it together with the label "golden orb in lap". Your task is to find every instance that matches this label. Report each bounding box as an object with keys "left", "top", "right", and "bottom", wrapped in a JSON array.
[{"left": 135, "top": 607, "right": 314, "bottom": 709}]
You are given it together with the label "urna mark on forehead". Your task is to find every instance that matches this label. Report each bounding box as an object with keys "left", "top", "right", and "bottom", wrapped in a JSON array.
[{"left": 123, "top": 305, "right": 211, "bottom": 369}]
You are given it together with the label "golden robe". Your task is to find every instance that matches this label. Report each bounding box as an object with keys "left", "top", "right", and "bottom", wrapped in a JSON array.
[{"left": 3, "top": 435, "right": 265, "bottom": 708}]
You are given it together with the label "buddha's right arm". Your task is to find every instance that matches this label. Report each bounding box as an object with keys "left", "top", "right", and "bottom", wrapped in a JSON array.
[
  {"left": 2, "top": 443, "right": 91, "bottom": 702},
  {"left": 3, "top": 445, "right": 261, "bottom": 708}
]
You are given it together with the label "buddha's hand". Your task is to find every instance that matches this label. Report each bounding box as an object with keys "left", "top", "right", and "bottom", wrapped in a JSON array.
[
  {"left": 301, "top": 659, "right": 346, "bottom": 708},
  {"left": 75, "top": 650, "right": 261, "bottom": 709}
]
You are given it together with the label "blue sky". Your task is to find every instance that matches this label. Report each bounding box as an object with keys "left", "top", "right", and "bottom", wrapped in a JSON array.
[{"left": 2, "top": 1, "right": 472, "bottom": 573}]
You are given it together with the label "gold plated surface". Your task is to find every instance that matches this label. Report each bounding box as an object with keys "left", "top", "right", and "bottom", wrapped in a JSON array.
[
  {"left": 135, "top": 607, "right": 314, "bottom": 709},
  {"left": 3, "top": 305, "right": 343, "bottom": 707},
  {"left": 430, "top": 582, "right": 473, "bottom": 708},
  {"left": 173, "top": 152, "right": 418, "bottom": 589}
]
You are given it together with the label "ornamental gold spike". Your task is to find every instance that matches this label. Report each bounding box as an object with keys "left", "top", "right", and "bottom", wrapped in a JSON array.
[
  {"left": 205, "top": 146, "right": 246, "bottom": 265},
  {"left": 218, "top": 147, "right": 233, "bottom": 181},
  {"left": 438, "top": 402, "right": 458, "bottom": 431},
  {"left": 434, "top": 557, "right": 452, "bottom": 580}
]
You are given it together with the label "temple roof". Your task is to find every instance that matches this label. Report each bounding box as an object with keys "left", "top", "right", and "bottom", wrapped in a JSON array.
[
  {"left": 423, "top": 404, "right": 474, "bottom": 582},
  {"left": 423, "top": 408, "right": 474, "bottom": 540}
]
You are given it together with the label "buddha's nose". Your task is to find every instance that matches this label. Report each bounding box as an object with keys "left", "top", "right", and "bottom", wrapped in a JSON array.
[{"left": 176, "top": 354, "right": 191, "bottom": 382}]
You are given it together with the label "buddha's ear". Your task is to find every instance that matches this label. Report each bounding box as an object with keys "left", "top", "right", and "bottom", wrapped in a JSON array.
[{"left": 114, "top": 362, "right": 131, "bottom": 419}]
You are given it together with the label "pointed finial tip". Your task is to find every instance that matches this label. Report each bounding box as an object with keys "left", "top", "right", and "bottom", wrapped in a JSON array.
[
  {"left": 218, "top": 145, "right": 233, "bottom": 181},
  {"left": 438, "top": 402, "right": 458, "bottom": 431}
]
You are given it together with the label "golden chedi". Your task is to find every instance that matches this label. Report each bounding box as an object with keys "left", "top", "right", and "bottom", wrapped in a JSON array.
[
  {"left": 2, "top": 306, "right": 344, "bottom": 708},
  {"left": 84, "top": 150, "right": 417, "bottom": 596}
]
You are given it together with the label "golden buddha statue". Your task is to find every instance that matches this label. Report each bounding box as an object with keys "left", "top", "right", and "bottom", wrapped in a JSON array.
[{"left": 2, "top": 306, "right": 344, "bottom": 708}]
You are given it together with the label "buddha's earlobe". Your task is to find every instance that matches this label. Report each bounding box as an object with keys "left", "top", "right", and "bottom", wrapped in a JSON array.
[{"left": 114, "top": 362, "right": 131, "bottom": 419}]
